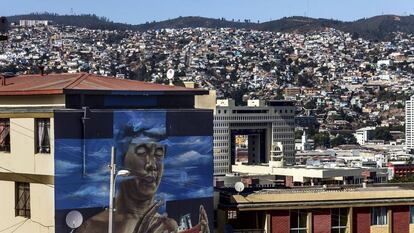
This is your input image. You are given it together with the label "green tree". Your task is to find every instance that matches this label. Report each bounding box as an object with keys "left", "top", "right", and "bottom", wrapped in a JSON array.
[
  {"left": 304, "top": 100, "right": 317, "bottom": 109},
  {"left": 331, "top": 135, "right": 346, "bottom": 147},
  {"left": 374, "top": 127, "right": 392, "bottom": 141},
  {"left": 313, "top": 132, "right": 330, "bottom": 148},
  {"left": 295, "top": 130, "right": 303, "bottom": 139}
]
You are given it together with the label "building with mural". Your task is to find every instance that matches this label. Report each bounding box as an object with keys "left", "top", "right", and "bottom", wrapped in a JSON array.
[{"left": 0, "top": 73, "right": 213, "bottom": 233}]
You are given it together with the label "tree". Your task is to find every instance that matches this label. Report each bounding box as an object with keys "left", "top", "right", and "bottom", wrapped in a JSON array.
[
  {"left": 304, "top": 100, "right": 317, "bottom": 109},
  {"left": 313, "top": 132, "right": 330, "bottom": 148},
  {"left": 373, "top": 127, "right": 392, "bottom": 141},
  {"left": 295, "top": 130, "right": 303, "bottom": 139},
  {"left": 331, "top": 135, "right": 346, "bottom": 147}
]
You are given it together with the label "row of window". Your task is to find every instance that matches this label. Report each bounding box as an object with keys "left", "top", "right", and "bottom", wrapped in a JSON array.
[
  {"left": 215, "top": 115, "right": 295, "bottom": 121},
  {"left": 217, "top": 109, "right": 295, "bottom": 115},
  {"left": 215, "top": 162, "right": 229, "bottom": 167},
  {"left": 288, "top": 206, "right": 414, "bottom": 232},
  {"left": 0, "top": 118, "right": 51, "bottom": 154},
  {"left": 231, "top": 207, "right": 414, "bottom": 233},
  {"left": 214, "top": 136, "right": 228, "bottom": 141},
  {"left": 214, "top": 155, "right": 228, "bottom": 160},
  {"left": 214, "top": 142, "right": 229, "bottom": 147},
  {"left": 214, "top": 129, "right": 229, "bottom": 134}
]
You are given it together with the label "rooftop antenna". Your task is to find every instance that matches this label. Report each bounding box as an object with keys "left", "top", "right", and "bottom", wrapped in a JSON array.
[
  {"left": 66, "top": 210, "right": 83, "bottom": 233},
  {"left": 234, "top": 181, "right": 245, "bottom": 195},
  {"left": 166, "top": 69, "right": 175, "bottom": 86}
]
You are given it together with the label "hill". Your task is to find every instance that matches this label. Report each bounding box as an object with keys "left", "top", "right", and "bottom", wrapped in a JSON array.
[
  {"left": 134, "top": 16, "right": 255, "bottom": 31},
  {"left": 340, "top": 15, "right": 414, "bottom": 40},
  {"left": 258, "top": 16, "right": 344, "bottom": 33},
  {"left": 7, "top": 13, "right": 132, "bottom": 30},
  {"left": 7, "top": 13, "right": 414, "bottom": 40}
]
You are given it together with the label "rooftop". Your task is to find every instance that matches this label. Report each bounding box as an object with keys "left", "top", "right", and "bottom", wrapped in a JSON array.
[
  {"left": 0, "top": 73, "right": 207, "bottom": 96},
  {"left": 220, "top": 184, "right": 414, "bottom": 210}
]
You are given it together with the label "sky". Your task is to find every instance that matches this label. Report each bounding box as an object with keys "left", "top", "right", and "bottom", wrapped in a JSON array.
[{"left": 2, "top": 0, "right": 414, "bottom": 24}]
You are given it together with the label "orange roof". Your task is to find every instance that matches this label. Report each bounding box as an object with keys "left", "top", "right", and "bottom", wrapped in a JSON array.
[{"left": 0, "top": 73, "right": 206, "bottom": 96}]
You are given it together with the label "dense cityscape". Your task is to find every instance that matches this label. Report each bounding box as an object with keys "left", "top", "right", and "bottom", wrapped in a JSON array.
[
  {"left": 1, "top": 22, "right": 413, "bottom": 146},
  {"left": 2, "top": 8, "right": 414, "bottom": 233}
]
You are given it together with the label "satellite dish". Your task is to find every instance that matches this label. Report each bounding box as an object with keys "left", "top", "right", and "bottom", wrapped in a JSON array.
[
  {"left": 166, "top": 69, "right": 175, "bottom": 80},
  {"left": 234, "top": 182, "right": 245, "bottom": 193},
  {"left": 66, "top": 210, "right": 83, "bottom": 229}
]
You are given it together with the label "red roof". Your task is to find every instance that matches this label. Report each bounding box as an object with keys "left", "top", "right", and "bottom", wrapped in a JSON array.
[{"left": 0, "top": 73, "right": 205, "bottom": 96}]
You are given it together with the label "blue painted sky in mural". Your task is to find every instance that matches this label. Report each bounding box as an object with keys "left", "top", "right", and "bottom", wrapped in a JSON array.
[{"left": 55, "top": 111, "right": 213, "bottom": 210}]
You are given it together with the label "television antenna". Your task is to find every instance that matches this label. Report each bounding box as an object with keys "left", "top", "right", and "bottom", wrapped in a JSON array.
[
  {"left": 167, "top": 69, "right": 175, "bottom": 86},
  {"left": 66, "top": 210, "right": 83, "bottom": 233},
  {"left": 234, "top": 182, "right": 245, "bottom": 194}
]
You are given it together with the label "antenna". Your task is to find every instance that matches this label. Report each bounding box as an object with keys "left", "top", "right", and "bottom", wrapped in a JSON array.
[
  {"left": 234, "top": 182, "right": 245, "bottom": 194},
  {"left": 166, "top": 69, "right": 175, "bottom": 86},
  {"left": 66, "top": 210, "right": 83, "bottom": 232}
]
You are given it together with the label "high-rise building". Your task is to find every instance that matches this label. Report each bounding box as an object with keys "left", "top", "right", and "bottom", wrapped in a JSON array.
[
  {"left": 406, "top": 96, "right": 414, "bottom": 150},
  {"left": 214, "top": 99, "right": 296, "bottom": 176}
]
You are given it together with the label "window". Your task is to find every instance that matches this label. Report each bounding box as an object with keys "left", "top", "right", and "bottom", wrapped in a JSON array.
[
  {"left": 332, "top": 208, "right": 348, "bottom": 233},
  {"left": 371, "top": 207, "right": 387, "bottom": 225},
  {"left": 35, "top": 118, "right": 50, "bottom": 153},
  {"left": 410, "top": 206, "right": 414, "bottom": 224},
  {"left": 290, "top": 210, "right": 307, "bottom": 233},
  {"left": 0, "top": 118, "right": 10, "bottom": 152},
  {"left": 15, "top": 182, "right": 30, "bottom": 218}
]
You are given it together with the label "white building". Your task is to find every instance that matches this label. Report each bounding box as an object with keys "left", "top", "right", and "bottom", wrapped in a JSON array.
[
  {"left": 354, "top": 126, "right": 376, "bottom": 145},
  {"left": 295, "top": 131, "right": 314, "bottom": 151},
  {"left": 214, "top": 99, "right": 296, "bottom": 175},
  {"left": 406, "top": 96, "right": 414, "bottom": 150},
  {"left": 19, "top": 20, "right": 50, "bottom": 27}
]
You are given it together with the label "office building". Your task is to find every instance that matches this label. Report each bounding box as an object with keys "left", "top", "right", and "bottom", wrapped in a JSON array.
[
  {"left": 214, "top": 99, "right": 295, "bottom": 175},
  {"left": 406, "top": 96, "right": 414, "bottom": 150}
]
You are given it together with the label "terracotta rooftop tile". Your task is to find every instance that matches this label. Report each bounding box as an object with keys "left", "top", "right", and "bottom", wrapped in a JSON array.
[{"left": 0, "top": 73, "right": 204, "bottom": 95}]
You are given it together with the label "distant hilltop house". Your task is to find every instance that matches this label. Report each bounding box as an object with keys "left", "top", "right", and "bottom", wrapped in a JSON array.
[{"left": 19, "top": 20, "right": 51, "bottom": 27}]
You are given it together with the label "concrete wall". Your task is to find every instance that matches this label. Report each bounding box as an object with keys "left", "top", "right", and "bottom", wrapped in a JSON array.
[
  {"left": 370, "top": 225, "right": 389, "bottom": 233},
  {"left": 0, "top": 95, "right": 64, "bottom": 107},
  {"left": 195, "top": 90, "right": 216, "bottom": 113},
  {"left": 0, "top": 181, "right": 54, "bottom": 233},
  {"left": 0, "top": 117, "right": 54, "bottom": 175},
  {"left": 0, "top": 115, "right": 55, "bottom": 233},
  {"left": 410, "top": 224, "right": 414, "bottom": 233},
  {"left": 313, "top": 209, "right": 331, "bottom": 233},
  {"left": 353, "top": 207, "right": 371, "bottom": 233},
  {"left": 271, "top": 210, "right": 290, "bottom": 233},
  {"left": 392, "top": 206, "right": 409, "bottom": 233}
]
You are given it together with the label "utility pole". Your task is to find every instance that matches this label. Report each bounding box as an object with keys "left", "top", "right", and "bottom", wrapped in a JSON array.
[{"left": 108, "top": 146, "right": 116, "bottom": 233}]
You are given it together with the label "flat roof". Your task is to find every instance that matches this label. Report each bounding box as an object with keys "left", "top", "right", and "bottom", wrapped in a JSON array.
[
  {"left": 224, "top": 186, "right": 414, "bottom": 210},
  {"left": 232, "top": 164, "right": 365, "bottom": 178}
]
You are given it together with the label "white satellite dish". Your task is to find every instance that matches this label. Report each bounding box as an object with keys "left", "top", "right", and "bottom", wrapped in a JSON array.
[
  {"left": 166, "top": 69, "right": 175, "bottom": 80},
  {"left": 66, "top": 210, "right": 83, "bottom": 229},
  {"left": 234, "top": 182, "right": 245, "bottom": 194}
]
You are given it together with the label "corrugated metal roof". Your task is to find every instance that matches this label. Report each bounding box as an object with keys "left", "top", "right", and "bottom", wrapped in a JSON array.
[{"left": 0, "top": 73, "right": 205, "bottom": 96}]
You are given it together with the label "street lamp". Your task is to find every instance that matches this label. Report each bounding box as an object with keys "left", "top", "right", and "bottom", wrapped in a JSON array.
[
  {"left": 116, "top": 170, "right": 130, "bottom": 177},
  {"left": 108, "top": 147, "right": 131, "bottom": 233}
]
